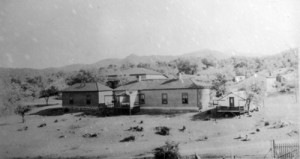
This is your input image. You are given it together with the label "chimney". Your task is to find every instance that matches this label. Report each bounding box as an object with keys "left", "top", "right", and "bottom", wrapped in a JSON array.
[
  {"left": 178, "top": 72, "right": 182, "bottom": 80},
  {"left": 178, "top": 72, "right": 184, "bottom": 83}
]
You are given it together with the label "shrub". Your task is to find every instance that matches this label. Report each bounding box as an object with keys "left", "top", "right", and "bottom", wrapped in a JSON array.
[
  {"left": 14, "top": 105, "right": 31, "bottom": 123},
  {"left": 155, "top": 126, "right": 170, "bottom": 136},
  {"left": 264, "top": 121, "right": 270, "bottom": 126},
  {"left": 154, "top": 141, "right": 180, "bottom": 159}
]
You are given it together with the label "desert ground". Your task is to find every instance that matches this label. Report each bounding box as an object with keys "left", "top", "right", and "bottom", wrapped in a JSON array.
[{"left": 0, "top": 93, "right": 299, "bottom": 159}]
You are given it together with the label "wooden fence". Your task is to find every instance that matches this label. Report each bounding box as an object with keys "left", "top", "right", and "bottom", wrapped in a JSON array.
[{"left": 272, "top": 140, "right": 299, "bottom": 159}]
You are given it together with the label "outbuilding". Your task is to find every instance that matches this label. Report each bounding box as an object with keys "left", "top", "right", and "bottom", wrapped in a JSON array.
[{"left": 213, "top": 91, "right": 247, "bottom": 115}]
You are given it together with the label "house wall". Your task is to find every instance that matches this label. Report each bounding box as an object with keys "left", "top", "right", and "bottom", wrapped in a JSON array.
[
  {"left": 217, "top": 94, "right": 246, "bottom": 107},
  {"left": 197, "top": 88, "right": 211, "bottom": 110},
  {"left": 99, "top": 91, "right": 113, "bottom": 104},
  {"left": 62, "top": 91, "right": 99, "bottom": 108},
  {"left": 140, "top": 89, "right": 199, "bottom": 107}
]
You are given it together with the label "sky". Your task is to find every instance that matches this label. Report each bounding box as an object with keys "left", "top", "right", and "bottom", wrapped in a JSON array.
[{"left": 0, "top": 0, "right": 299, "bottom": 69}]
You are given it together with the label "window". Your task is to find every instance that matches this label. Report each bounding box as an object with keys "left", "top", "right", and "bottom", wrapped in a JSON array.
[
  {"left": 139, "top": 94, "right": 145, "bottom": 104},
  {"left": 162, "top": 93, "right": 168, "bottom": 104},
  {"left": 69, "top": 96, "right": 73, "bottom": 105},
  {"left": 86, "top": 95, "right": 91, "bottom": 105},
  {"left": 182, "top": 93, "right": 188, "bottom": 104}
]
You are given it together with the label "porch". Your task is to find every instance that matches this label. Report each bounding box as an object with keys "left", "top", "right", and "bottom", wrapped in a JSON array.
[{"left": 216, "top": 106, "right": 246, "bottom": 113}]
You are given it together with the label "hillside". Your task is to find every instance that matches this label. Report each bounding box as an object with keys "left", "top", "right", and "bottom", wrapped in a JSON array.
[{"left": 49, "top": 49, "right": 231, "bottom": 72}]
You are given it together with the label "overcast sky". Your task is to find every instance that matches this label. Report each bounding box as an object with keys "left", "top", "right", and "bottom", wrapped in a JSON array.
[{"left": 0, "top": 0, "right": 299, "bottom": 69}]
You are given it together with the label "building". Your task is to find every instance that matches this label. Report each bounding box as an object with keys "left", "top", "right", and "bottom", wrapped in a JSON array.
[
  {"left": 61, "top": 82, "right": 113, "bottom": 110},
  {"left": 234, "top": 76, "right": 246, "bottom": 82},
  {"left": 114, "top": 76, "right": 211, "bottom": 110},
  {"left": 105, "top": 68, "right": 168, "bottom": 88},
  {"left": 213, "top": 91, "right": 248, "bottom": 115}
]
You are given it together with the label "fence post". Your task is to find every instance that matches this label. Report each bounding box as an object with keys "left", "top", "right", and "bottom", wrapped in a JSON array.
[{"left": 272, "top": 140, "right": 276, "bottom": 158}]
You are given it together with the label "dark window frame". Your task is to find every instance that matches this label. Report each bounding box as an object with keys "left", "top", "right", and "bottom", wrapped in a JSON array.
[
  {"left": 182, "top": 93, "right": 188, "bottom": 104},
  {"left": 139, "top": 94, "right": 145, "bottom": 104},
  {"left": 162, "top": 93, "right": 168, "bottom": 104},
  {"left": 86, "top": 95, "right": 91, "bottom": 105}
]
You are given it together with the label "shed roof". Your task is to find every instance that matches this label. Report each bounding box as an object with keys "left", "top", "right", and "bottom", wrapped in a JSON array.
[
  {"left": 216, "top": 91, "right": 247, "bottom": 101},
  {"left": 61, "top": 82, "right": 112, "bottom": 92},
  {"left": 115, "top": 78, "right": 210, "bottom": 91}
]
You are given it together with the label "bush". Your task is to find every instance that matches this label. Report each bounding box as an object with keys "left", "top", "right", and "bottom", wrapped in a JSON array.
[
  {"left": 155, "top": 126, "right": 170, "bottom": 136},
  {"left": 154, "top": 141, "right": 180, "bottom": 159},
  {"left": 14, "top": 105, "right": 31, "bottom": 123},
  {"left": 264, "top": 121, "right": 270, "bottom": 126}
]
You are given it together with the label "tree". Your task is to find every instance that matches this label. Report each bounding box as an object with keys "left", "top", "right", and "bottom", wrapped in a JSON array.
[
  {"left": 40, "top": 86, "right": 58, "bottom": 105},
  {"left": 65, "top": 69, "right": 96, "bottom": 86},
  {"left": 201, "top": 58, "right": 215, "bottom": 69},
  {"left": 14, "top": 105, "right": 31, "bottom": 123},
  {"left": 244, "top": 81, "right": 265, "bottom": 114},
  {"left": 211, "top": 73, "right": 227, "bottom": 97},
  {"left": 176, "top": 59, "right": 198, "bottom": 75}
]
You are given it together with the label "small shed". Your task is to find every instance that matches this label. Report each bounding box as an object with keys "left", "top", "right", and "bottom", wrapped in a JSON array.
[
  {"left": 234, "top": 76, "right": 246, "bottom": 82},
  {"left": 213, "top": 91, "right": 247, "bottom": 115}
]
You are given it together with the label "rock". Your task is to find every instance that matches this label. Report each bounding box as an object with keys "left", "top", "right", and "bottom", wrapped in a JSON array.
[
  {"left": 37, "top": 123, "right": 46, "bottom": 128},
  {"left": 17, "top": 126, "right": 28, "bottom": 131},
  {"left": 82, "top": 133, "right": 98, "bottom": 138},
  {"left": 287, "top": 130, "right": 298, "bottom": 137},
  {"left": 196, "top": 136, "right": 208, "bottom": 141},
  {"left": 54, "top": 119, "right": 58, "bottom": 123},
  {"left": 140, "top": 120, "right": 143, "bottom": 124},
  {"left": 120, "top": 136, "right": 135, "bottom": 142},
  {"left": 179, "top": 126, "right": 186, "bottom": 132},
  {"left": 59, "top": 135, "right": 65, "bottom": 138},
  {"left": 127, "top": 126, "right": 143, "bottom": 132}
]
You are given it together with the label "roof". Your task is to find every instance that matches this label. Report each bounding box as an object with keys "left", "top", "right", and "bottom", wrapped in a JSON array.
[
  {"left": 107, "top": 68, "right": 164, "bottom": 76},
  {"left": 115, "top": 78, "right": 210, "bottom": 91},
  {"left": 216, "top": 91, "right": 247, "bottom": 101},
  {"left": 61, "top": 82, "right": 112, "bottom": 92}
]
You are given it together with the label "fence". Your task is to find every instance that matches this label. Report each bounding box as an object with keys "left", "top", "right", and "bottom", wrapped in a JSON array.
[{"left": 272, "top": 140, "right": 299, "bottom": 159}]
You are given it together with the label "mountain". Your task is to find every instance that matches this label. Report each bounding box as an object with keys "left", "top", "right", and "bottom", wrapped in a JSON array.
[
  {"left": 181, "top": 49, "right": 230, "bottom": 59},
  {"left": 54, "top": 49, "right": 229, "bottom": 72}
]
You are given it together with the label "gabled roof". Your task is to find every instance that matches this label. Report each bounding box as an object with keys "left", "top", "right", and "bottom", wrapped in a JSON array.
[
  {"left": 216, "top": 91, "right": 247, "bottom": 101},
  {"left": 115, "top": 78, "right": 210, "bottom": 91},
  {"left": 107, "top": 68, "right": 164, "bottom": 76},
  {"left": 61, "top": 82, "right": 112, "bottom": 92}
]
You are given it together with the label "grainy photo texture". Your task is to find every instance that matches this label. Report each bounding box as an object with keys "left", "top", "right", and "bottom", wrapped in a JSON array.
[{"left": 0, "top": 0, "right": 299, "bottom": 158}]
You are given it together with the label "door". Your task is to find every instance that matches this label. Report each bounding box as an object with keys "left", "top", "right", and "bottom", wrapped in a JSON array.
[{"left": 229, "top": 97, "right": 234, "bottom": 107}]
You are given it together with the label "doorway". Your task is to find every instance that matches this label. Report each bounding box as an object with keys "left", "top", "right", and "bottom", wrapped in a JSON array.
[{"left": 229, "top": 97, "right": 235, "bottom": 107}]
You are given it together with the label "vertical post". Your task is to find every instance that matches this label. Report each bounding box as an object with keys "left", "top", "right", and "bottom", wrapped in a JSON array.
[{"left": 272, "top": 140, "right": 276, "bottom": 159}]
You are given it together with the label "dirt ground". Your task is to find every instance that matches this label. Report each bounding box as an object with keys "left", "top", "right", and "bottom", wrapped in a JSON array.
[{"left": 0, "top": 94, "right": 299, "bottom": 159}]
